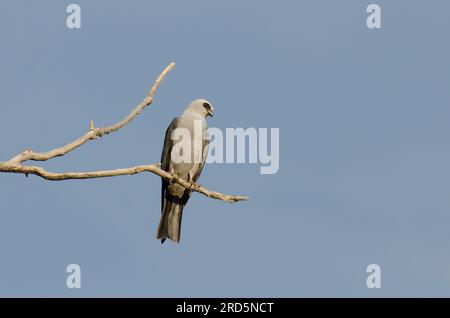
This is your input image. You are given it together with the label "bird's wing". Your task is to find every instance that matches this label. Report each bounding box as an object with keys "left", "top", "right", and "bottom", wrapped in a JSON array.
[{"left": 160, "top": 117, "right": 179, "bottom": 213}]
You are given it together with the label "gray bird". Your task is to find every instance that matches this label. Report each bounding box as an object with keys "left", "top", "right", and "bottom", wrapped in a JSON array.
[{"left": 156, "top": 99, "right": 214, "bottom": 243}]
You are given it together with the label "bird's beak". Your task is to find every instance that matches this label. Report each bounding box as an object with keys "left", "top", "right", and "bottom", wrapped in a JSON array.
[{"left": 207, "top": 107, "right": 214, "bottom": 118}]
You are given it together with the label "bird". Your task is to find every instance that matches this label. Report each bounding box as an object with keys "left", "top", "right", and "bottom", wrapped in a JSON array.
[{"left": 156, "top": 99, "right": 214, "bottom": 244}]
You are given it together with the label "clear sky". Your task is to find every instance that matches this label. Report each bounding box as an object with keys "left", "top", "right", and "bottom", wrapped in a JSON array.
[{"left": 1, "top": 0, "right": 450, "bottom": 297}]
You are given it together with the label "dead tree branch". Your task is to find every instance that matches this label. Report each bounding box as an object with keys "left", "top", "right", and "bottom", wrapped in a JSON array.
[{"left": 0, "top": 63, "right": 248, "bottom": 203}]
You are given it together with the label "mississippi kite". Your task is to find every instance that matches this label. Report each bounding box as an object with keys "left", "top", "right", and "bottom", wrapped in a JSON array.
[{"left": 156, "top": 99, "right": 214, "bottom": 244}]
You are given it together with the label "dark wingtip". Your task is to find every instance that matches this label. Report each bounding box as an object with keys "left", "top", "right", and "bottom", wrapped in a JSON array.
[{"left": 161, "top": 238, "right": 166, "bottom": 244}]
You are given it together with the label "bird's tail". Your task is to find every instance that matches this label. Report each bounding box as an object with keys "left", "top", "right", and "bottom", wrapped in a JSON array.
[{"left": 156, "top": 200, "right": 184, "bottom": 244}]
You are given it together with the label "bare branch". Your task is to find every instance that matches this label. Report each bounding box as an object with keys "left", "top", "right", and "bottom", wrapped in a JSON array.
[
  {"left": 7, "top": 62, "right": 176, "bottom": 165},
  {"left": 0, "top": 62, "right": 248, "bottom": 203},
  {"left": 0, "top": 163, "right": 248, "bottom": 203}
]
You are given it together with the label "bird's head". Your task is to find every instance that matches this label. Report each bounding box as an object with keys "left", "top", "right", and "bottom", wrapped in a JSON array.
[{"left": 186, "top": 99, "right": 214, "bottom": 118}]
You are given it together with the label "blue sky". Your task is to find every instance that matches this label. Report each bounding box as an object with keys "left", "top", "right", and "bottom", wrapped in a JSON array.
[{"left": 0, "top": 0, "right": 450, "bottom": 297}]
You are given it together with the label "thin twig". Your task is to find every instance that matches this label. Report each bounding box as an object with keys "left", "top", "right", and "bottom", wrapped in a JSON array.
[
  {"left": 0, "top": 163, "right": 248, "bottom": 203},
  {"left": 7, "top": 62, "right": 176, "bottom": 165}
]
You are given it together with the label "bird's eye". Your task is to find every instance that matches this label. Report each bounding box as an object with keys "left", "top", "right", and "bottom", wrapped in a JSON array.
[{"left": 203, "top": 102, "right": 211, "bottom": 110}]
